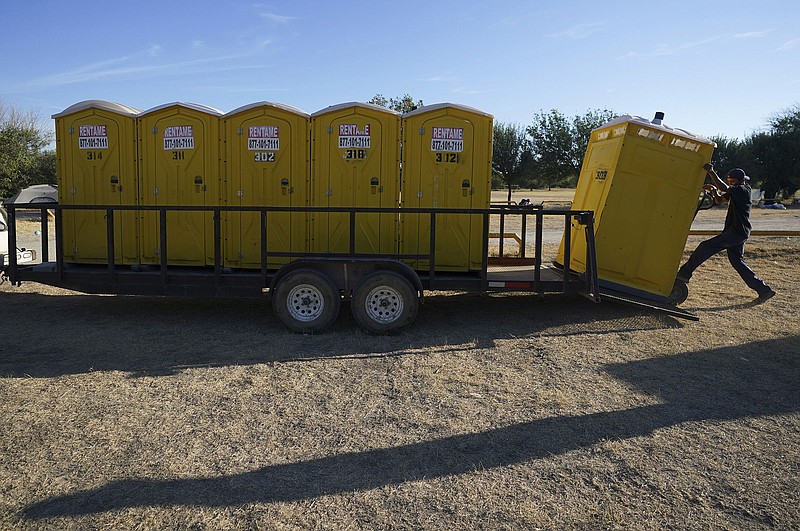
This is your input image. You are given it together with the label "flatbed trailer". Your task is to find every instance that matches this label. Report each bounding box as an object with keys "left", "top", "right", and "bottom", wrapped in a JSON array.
[{"left": 1, "top": 203, "right": 695, "bottom": 334}]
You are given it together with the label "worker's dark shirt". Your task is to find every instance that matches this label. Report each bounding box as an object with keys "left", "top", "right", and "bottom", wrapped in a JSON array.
[{"left": 724, "top": 183, "right": 752, "bottom": 239}]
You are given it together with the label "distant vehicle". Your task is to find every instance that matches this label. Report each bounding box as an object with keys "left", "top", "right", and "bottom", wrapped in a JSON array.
[
  {"left": 6, "top": 184, "right": 58, "bottom": 204},
  {"left": 0, "top": 207, "right": 35, "bottom": 268}
]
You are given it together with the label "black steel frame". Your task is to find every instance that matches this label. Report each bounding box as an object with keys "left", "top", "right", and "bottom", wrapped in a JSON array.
[{"left": 3, "top": 203, "right": 599, "bottom": 300}]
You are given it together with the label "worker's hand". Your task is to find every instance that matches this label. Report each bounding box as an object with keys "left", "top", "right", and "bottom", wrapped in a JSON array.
[
  {"left": 702, "top": 184, "right": 716, "bottom": 192},
  {"left": 703, "top": 162, "right": 714, "bottom": 172}
]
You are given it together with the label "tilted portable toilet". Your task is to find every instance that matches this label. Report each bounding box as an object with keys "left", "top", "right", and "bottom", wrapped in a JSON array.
[
  {"left": 558, "top": 113, "right": 715, "bottom": 298},
  {"left": 53, "top": 100, "right": 141, "bottom": 264},
  {"left": 400, "top": 103, "right": 493, "bottom": 271},
  {"left": 137, "top": 102, "right": 222, "bottom": 266},
  {"left": 222, "top": 102, "right": 310, "bottom": 268},
  {"left": 310, "top": 102, "right": 400, "bottom": 254}
]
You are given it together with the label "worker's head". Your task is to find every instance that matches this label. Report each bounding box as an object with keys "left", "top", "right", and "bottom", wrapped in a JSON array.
[{"left": 727, "top": 168, "right": 749, "bottom": 185}]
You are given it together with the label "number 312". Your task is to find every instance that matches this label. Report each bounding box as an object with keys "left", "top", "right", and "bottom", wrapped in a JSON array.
[{"left": 435, "top": 153, "right": 458, "bottom": 163}]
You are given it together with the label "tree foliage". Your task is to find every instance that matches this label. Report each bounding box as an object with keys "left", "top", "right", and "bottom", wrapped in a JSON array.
[
  {"left": 0, "top": 100, "right": 56, "bottom": 199},
  {"left": 709, "top": 104, "right": 799, "bottom": 198},
  {"left": 492, "top": 123, "right": 533, "bottom": 201},
  {"left": 526, "top": 108, "right": 615, "bottom": 189},
  {"left": 368, "top": 94, "right": 423, "bottom": 114},
  {"left": 527, "top": 110, "right": 572, "bottom": 190},
  {"left": 750, "top": 104, "right": 800, "bottom": 198},
  {"left": 708, "top": 135, "right": 749, "bottom": 174}
]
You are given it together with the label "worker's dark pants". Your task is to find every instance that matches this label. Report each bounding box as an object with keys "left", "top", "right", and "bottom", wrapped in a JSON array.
[{"left": 678, "top": 231, "right": 771, "bottom": 294}]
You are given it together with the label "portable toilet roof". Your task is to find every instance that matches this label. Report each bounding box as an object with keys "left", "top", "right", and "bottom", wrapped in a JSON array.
[
  {"left": 403, "top": 102, "right": 493, "bottom": 119},
  {"left": 225, "top": 101, "right": 310, "bottom": 118},
  {"left": 311, "top": 101, "right": 400, "bottom": 117},
  {"left": 52, "top": 100, "right": 141, "bottom": 119},
  {"left": 138, "top": 101, "right": 223, "bottom": 117},
  {"left": 598, "top": 114, "right": 716, "bottom": 147}
]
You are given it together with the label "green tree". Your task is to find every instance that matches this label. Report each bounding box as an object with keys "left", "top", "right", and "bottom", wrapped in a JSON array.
[
  {"left": 492, "top": 122, "right": 533, "bottom": 201},
  {"left": 0, "top": 101, "right": 56, "bottom": 199},
  {"left": 368, "top": 94, "right": 423, "bottom": 114},
  {"left": 527, "top": 108, "right": 616, "bottom": 189},
  {"left": 752, "top": 103, "right": 800, "bottom": 198},
  {"left": 708, "top": 135, "right": 749, "bottom": 174},
  {"left": 527, "top": 109, "right": 574, "bottom": 189}
]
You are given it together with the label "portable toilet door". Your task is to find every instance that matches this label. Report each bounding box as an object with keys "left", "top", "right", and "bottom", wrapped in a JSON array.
[
  {"left": 53, "top": 100, "right": 141, "bottom": 264},
  {"left": 222, "top": 102, "right": 310, "bottom": 269},
  {"left": 558, "top": 113, "right": 715, "bottom": 297},
  {"left": 400, "top": 103, "right": 493, "bottom": 272},
  {"left": 310, "top": 102, "right": 400, "bottom": 255},
  {"left": 138, "top": 102, "right": 222, "bottom": 266}
]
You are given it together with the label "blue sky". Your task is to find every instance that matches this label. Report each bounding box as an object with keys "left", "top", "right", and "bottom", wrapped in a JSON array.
[{"left": 1, "top": 1, "right": 798, "bottom": 141}]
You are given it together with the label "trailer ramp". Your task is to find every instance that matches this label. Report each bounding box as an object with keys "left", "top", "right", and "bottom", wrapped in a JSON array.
[{"left": 598, "top": 287, "right": 699, "bottom": 321}]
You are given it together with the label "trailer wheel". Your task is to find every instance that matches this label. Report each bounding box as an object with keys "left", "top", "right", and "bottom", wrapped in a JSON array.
[
  {"left": 352, "top": 271, "right": 418, "bottom": 335},
  {"left": 667, "top": 279, "right": 689, "bottom": 306},
  {"left": 272, "top": 269, "right": 340, "bottom": 333}
]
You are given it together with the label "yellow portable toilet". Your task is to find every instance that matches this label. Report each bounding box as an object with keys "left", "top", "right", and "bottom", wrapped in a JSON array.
[
  {"left": 400, "top": 103, "right": 493, "bottom": 271},
  {"left": 559, "top": 113, "right": 715, "bottom": 297},
  {"left": 310, "top": 102, "right": 400, "bottom": 255},
  {"left": 53, "top": 100, "right": 141, "bottom": 265},
  {"left": 137, "top": 102, "right": 222, "bottom": 266},
  {"left": 222, "top": 102, "right": 310, "bottom": 268}
]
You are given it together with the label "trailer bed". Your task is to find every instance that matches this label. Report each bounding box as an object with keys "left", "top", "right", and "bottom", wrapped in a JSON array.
[{"left": 15, "top": 261, "right": 583, "bottom": 298}]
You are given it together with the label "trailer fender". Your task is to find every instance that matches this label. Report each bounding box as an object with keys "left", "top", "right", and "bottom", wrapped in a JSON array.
[{"left": 269, "top": 258, "right": 423, "bottom": 302}]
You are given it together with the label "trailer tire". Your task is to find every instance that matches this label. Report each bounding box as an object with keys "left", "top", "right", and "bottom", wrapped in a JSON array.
[
  {"left": 352, "top": 271, "right": 418, "bottom": 335},
  {"left": 272, "top": 269, "right": 340, "bottom": 333},
  {"left": 667, "top": 279, "right": 689, "bottom": 306}
]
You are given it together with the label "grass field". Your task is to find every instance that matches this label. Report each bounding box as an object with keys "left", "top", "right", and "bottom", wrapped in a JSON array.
[{"left": 1, "top": 192, "right": 798, "bottom": 529}]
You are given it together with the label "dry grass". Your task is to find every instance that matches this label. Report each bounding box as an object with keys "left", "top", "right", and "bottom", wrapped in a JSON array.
[{"left": 1, "top": 203, "right": 799, "bottom": 529}]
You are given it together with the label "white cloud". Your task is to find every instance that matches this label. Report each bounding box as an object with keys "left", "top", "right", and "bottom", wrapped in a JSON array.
[
  {"left": 422, "top": 73, "right": 459, "bottom": 83},
  {"left": 734, "top": 30, "right": 773, "bottom": 39},
  {"left": 259, "top": 12, "right": 294, "bottom": 24},
  {"left": 549, "top": 23, "right": 605, "bottom": 40},
  {"left": 6, "top": 47, "right": 265, "bottom": 92},
  {"left": 776, "top": 38, "right": 800, "bottom": 51},
  {"left": 624, "top": 35, "right": 724, "bottom": 59}
]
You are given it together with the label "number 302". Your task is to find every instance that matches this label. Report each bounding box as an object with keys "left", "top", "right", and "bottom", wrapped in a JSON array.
[{"left": 254, "top": 152, "right": 275, "bottom": 162}]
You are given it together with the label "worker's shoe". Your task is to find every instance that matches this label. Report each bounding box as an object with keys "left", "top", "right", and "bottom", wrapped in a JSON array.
[
  {"left": 675, "top": 273, "right": 690, "bottom": 284},
  {"left": 756, "top": 288, "right": 776, "bottom": 302}
]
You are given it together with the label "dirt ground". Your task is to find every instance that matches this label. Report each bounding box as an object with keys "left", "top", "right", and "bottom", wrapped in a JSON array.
[{"left": 1, "top": 202, "right": 798, "bottom": 529}]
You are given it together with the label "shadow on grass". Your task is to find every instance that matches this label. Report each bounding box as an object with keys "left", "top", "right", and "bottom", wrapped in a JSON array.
[
  {"left": 22, "top": 336, "right": 798, "bottom": 519},
  {"left": 0, "top": 290, "right": 680, "bottom": 378}
]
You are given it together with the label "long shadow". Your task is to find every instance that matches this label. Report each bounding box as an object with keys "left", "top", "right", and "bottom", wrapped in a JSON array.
[
  {"left": 23, "top": 337, "right": 799, "bottom": 519},
  {"left": 0, "top": 289, "right": 679, "bottom": 378}
]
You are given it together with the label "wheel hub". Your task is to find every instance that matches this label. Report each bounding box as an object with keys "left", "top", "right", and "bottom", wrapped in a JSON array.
[
  {"left": 365, "top": 287, "right": 403, "bottom": 323},
  {"left": 287, "top": 284, "right": 324, "bottom": 322}
]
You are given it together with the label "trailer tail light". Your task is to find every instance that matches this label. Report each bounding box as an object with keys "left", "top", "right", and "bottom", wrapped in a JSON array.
[{"left": 488, "top": 281, "right": 532, "bottom": 289}]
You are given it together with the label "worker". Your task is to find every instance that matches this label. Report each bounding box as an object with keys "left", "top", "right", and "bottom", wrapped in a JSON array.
[{"left": 676, "top": 164, "right": 776, "bottom": 301}]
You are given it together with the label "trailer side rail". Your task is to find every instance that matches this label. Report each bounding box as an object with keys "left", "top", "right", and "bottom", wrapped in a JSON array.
[{"left": 3, "top": 203, "right": 598, "bottom": 299}]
